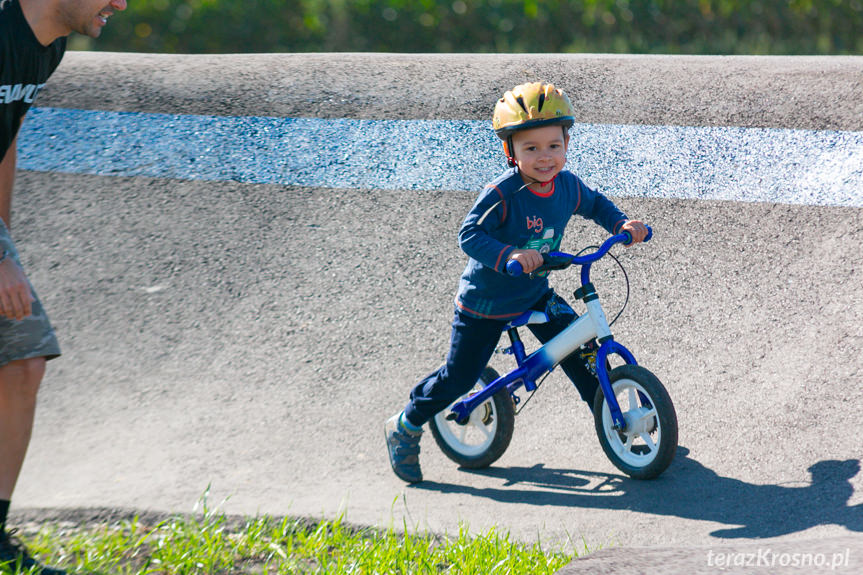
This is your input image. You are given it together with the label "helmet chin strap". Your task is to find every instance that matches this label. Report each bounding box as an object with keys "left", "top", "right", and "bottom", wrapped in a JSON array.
[
  {"left": 516, "top": 165, "right": 558, "bottom": 188},
  {"left": 536, "top": 174, "right": 558, "bottom": 187}
]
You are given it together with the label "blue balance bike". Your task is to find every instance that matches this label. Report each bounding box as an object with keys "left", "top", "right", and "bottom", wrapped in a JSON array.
[{"left": 428, "top": 228, "right": 678, "bottom": 480}]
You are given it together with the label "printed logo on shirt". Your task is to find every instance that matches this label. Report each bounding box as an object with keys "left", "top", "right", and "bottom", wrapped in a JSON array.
[
  {"left": 0, "top": 83, "right": 46, "bottom": 105},
  {"left": 526, "top": 215, "right": 543, "bottom": 234},
  {"left": 523, "top": 228, "right": 559, "bottom": 277},
  {"left": 524, "top": 227, "right": 557, "bottom": 254}
]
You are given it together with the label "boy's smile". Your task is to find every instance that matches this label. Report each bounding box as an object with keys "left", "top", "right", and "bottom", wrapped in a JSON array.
[{"left": 510, "top": 125, "right": 570, "bottom": 191}]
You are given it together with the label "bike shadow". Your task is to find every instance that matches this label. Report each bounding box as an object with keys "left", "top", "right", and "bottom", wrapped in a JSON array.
[{"left": 412, "top": 447, "right": 863, "bottom": 539}]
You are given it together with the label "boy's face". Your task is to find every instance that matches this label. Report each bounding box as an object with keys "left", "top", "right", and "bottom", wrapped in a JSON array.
[{"left": 510, "top": 125, "right": 569, "bottom": 183}]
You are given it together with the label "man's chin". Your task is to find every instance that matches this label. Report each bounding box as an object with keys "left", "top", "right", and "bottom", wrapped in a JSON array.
[{"left": 76, "top": 24, "right": 104, "bottom": 39}]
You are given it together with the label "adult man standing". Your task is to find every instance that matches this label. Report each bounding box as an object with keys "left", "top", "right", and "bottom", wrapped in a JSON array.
[{"left": 0, "top": 1, "right": 127, "bottom": 572}]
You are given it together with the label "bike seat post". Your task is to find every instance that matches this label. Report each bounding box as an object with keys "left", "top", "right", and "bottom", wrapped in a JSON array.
[{"left": 507, "top": 328, "right": 527, "bottom": 364}]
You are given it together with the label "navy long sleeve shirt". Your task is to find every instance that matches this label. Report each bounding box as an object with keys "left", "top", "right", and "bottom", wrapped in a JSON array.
[{"left": 455, "top": 168, "right": 628, "bottom": 319}]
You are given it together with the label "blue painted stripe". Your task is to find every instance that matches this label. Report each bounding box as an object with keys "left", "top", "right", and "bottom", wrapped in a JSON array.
[{"left": 18, "top": 107, "right": 863, "bottom": 207}]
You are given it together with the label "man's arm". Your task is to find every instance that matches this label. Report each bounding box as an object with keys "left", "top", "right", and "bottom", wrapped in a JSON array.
[
  {"left": 0, "top": 133, "right": 15, "bottom": 228},
  {"left": 0, "top": 132, "right": 34, "bottom": 320}
]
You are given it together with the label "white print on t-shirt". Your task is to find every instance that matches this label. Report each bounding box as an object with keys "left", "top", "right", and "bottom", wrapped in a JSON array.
[
  {"left": 525, "top": 227, "right": 556, "bottom": 254},
  {"left": 0, "top": 83, "right": 45, "bottom": 104}
]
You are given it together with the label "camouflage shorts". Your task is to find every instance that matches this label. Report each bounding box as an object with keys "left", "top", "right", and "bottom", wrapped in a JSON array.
[{"left": 0, "top": 224, "right": 61, "bottom": 368}]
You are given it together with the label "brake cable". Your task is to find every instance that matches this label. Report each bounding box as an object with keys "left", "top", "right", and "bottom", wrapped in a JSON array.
[
  {"left": 573, "top": 245, "right": 630, "bottom": 326},
  {"left": 515, "top": 371, "right": 551, "bottom": 416}
]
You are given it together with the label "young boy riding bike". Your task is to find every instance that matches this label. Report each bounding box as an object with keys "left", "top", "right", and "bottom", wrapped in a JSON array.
[{"left": 386, "top": 82, "right": 648, "bottom": 483}]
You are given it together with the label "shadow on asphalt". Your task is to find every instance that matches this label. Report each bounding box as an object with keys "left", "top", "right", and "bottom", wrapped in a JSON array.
[{"left": 412, "top": 447, "right": 863, "bottom": 539}]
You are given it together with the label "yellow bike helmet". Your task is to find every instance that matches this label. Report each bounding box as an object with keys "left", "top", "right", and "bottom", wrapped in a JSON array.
[{"left": 493, "top": 82, "right": 575, "bottom": 166}]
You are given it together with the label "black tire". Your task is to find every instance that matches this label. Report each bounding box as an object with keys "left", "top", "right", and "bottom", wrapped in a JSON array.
[
  {"left": 593, "top": 364, "right": 678, "bottom": 480},
  {"left": 429, "top": 367, "right": 515, "bottom": 469}
]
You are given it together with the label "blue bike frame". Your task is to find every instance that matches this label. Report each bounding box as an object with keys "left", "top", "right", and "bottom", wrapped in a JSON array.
[{"left": 447, "top": 229, "right": 652, "bottom": 431}]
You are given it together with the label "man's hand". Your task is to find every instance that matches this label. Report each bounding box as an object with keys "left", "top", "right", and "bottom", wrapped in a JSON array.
[
  {"left": 621, "top": 220, "right": 649, "bottom": 246},
  {"left": 508, "top": 249, "right": 544, "bottom": 274},
  {"left": 0, "top": 256, "right": 34, "bottom": 321}
]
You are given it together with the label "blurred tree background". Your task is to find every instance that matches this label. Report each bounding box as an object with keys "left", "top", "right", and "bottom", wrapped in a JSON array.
[{"left": 74, "top": 0, "right": 863, "bottom": 54}]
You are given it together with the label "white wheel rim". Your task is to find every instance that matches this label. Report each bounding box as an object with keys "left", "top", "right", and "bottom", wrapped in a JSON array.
[
  {"left": 601, "top": 378, "right": 662, "bottom": 468},
  {"left": 434, "top": 383, "right": 498, "bottom": 457}
]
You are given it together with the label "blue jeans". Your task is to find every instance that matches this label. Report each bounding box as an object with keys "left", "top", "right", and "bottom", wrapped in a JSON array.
[{"left": 403, "top": 290, "right": 598, "bottom": 427}]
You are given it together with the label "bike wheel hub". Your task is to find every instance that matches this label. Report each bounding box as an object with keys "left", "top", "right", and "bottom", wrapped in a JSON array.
[{"left": 622, "top": 405, "right": 657, "bottom": 435}]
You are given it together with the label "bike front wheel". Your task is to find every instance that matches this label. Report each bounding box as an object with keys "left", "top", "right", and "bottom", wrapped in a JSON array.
[
  {"left": 429, "top": 367, "right": 515, "bottom": 469},
  {"left": 593, "top": 364, "right": 678, "bottom": 480}
]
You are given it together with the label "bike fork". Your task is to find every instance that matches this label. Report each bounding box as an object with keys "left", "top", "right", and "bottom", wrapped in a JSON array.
[{"left": 595, "top": 340, "right": 638, "bottom": 431}]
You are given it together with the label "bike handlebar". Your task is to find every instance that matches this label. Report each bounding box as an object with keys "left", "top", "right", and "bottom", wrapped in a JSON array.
[{"left": 506, "top": 226, "right": 652, "bottom": 277}]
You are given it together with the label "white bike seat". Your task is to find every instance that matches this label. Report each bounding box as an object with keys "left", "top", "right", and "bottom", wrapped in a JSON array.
[{"left": 505, "top": 311, "right": 549, "bottom": 329}]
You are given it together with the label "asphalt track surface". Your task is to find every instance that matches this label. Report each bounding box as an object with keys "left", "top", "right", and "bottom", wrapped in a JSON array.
[{"left": 10, "top": 53, "right": 863, "bottom": 573}]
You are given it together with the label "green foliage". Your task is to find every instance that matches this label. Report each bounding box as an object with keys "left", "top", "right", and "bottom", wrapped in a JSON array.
[
  {"left": 1, "top": 511, "right": 575, "bottom": 574},
  {"left": 79, "top": 0, "right": 863, "bottom": 54}
]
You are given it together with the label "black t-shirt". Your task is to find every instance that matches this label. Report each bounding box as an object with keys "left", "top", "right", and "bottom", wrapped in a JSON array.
[{"left": 0, "top": 0, "right": 66, "bottom": 161}]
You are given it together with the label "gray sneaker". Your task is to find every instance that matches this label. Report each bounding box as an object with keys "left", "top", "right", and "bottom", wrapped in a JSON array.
[{"left": 385, "top": 413, "right": 423, "bottom": 483}]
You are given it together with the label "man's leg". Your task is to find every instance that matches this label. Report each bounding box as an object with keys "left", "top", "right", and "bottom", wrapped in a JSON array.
[
  {"left": 0, "top": 313, "right": 63, "bottom": 575},
  {"left": 0, "top": 357, "right": 46, "bottom": 502},
  {"left": 0, "top": 358, "right": 66, "bottom": 575}
]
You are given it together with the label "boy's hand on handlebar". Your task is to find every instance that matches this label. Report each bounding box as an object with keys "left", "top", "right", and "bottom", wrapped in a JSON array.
[
  {"left": 508, "top": 249, "right": 543, "bottom": 274},
  {"left": 621, "top": 220, "right": 649, "bottom": 246}
]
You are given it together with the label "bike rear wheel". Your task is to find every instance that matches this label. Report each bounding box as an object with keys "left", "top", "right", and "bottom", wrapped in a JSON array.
[
  {"left": 430, "top": 367, "right": 515, "bottom": 469},
  {"left": 593, "top": 364, "right": 677, "bottom": 480}
]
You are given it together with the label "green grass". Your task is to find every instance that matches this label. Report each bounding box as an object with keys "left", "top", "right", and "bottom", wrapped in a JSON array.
[{"left": 2, "top": 499, "right": 580, "bottom": 574}]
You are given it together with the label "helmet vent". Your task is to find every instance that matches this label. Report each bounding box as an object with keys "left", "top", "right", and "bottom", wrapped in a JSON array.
[{"left": 492, "top": 82, "right": 575, "bottom": 140}]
